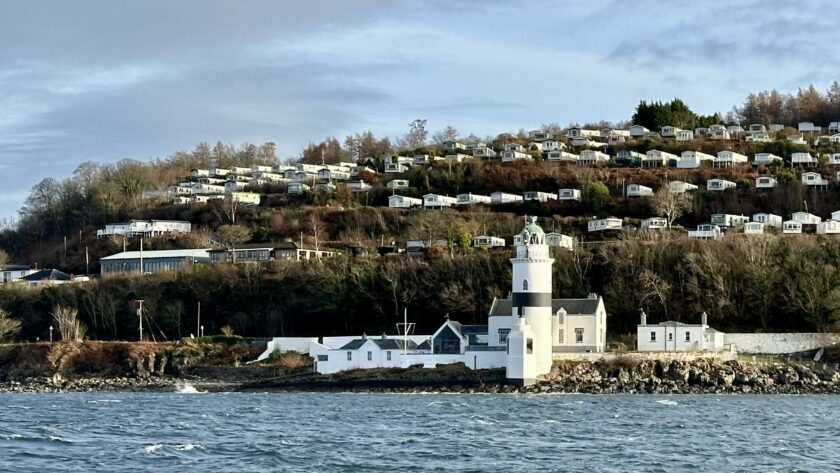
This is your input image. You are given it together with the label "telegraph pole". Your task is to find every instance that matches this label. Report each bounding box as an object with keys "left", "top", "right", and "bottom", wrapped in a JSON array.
[
  {"left": 135, "top": 300, "right": 144, "bottom": 341},
  {"left": 196, "top": 301, "right": 201, "bottom": 339}
]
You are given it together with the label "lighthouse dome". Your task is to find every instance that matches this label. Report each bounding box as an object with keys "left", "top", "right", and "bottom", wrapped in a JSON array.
[{"left": 521, "top": 216, "right": 544, "bottom": 235}]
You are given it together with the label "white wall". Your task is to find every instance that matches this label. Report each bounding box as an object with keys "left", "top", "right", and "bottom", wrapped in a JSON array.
[{"left": 724, "top": 333, "right": 840, "bottom": 354}]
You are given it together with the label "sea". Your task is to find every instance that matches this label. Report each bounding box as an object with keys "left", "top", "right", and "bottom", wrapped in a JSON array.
[{"left": 0, "top": 389, "right": 836, "bottom": 472}]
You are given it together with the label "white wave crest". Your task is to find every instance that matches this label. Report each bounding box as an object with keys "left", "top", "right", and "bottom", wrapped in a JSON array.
[
  {"left": 144, "top": 444, "right": 164, "bottom": 454},
  {"left": 176, "top": 383, "right": 204, "bottom": 394},
  {"left": 656, "top": 399, "right": 679, "bottom": 406}
]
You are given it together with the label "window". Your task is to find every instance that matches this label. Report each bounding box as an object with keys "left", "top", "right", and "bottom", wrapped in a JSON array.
[
  {"left": 526, "top": 339, "right": 533, "bottom": 354},
  {"left": 346, "top": 352, "right": 352, "bottom": 361},
  {"left": 386, "top": 351, "right": 391, "bottom": 361},
  {"left": 558, "top": 329, "right": 564, "bottom": 344},
  {"left": 317, "top": 355, "right": 328, "bottom": 362},
  {"left": 650, "top": 331, "right": 656, "bottom": 342},
  {"left": 522, "top": 279, "right": 529, "bottom": 291},
  {"left": 498, "top": 328, "right": 511, "bottom": 344},
  {"left": 668, "top": 332, "right": 673, "bottom": 341},
  {"left": 575, "top": 328, "right": 584, "bottom": 343},
  {"left": 367, "top": 351, "right": 372, "bottom": 361},
  {"left": 685, "top": 331, "right": 691, "bottom": 342}
]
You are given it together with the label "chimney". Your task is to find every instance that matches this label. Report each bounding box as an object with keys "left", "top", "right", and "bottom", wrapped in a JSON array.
[
  {"left": 701, "top": 312, "right": 708, "bottom": 327},
  {"left": 640, "top": 309, "right": 647, "bottom": 326},
  {"left": 588, "top": 292, "right": 597, "bottom": 300}
]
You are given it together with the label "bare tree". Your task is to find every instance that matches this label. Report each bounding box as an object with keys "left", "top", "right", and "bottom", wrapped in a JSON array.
[
  {"left": 0, "top": 308, "right": 22, "bottom": 342},
  {"left": 308, "top": 213, "right": 324, "bottom": 252},
  {"left": 0, "top": 249, "right": 9, "bottom": 269},
  {"left": 51, "top": 306, "right": 86, "bottom": 342},
  {"left": 216, "top": 225, "right": 252, "bottom": 263},
  {"left": 650, "top": 186, "right": 693, "bottom": 229},
  {"left": 432, "top": 125, "right": 459, "bottom": 145},
  {"left": 213, "top": 195, "right": 242, "bottom": 224}
]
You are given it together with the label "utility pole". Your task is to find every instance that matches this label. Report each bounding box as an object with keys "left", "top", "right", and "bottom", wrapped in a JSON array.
[
  {"left": 139, "top": 237, "right": 144, "bottom": 275},
  {"left": 135, "top": 300, "right": 144, "bottom": 341},
  {"left": 85, "top": 246, "right": 89, "bottom": 276},
  {"left": 197, "top": 301, "right": 201, "bottom": 339}
]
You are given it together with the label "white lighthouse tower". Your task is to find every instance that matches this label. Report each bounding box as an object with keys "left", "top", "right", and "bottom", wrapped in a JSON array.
[{"left": 506, "top": 216, "right": 555, "bottom": 385}]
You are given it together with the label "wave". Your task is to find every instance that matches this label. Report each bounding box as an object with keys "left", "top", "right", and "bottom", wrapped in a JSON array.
[
  {"left": 144, "top": 443, "right": 205, "bottom": 454},
  {"left": 656, "top": 399, "right": 679, "bottom": 406},
  {"left": 176, "top": 383, "right": 204, "bottom": 394}
]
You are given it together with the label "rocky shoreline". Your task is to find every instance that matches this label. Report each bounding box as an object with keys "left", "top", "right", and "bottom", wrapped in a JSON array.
[{"left": 3, "top": 358, "right": 840, "bottom": 395}]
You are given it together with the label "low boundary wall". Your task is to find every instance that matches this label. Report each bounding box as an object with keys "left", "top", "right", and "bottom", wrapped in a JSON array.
[{"left": 724, "top": 333, "right": 840, "bottom": 354}]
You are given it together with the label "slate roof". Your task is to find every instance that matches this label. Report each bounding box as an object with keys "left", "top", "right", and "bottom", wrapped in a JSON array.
[
  {"left": 20, "top": 269, "right": 71, "bottom": 281},
  {"left": 459, "top": 325, "right": 489, "bottom": 335},
  {"left": 339, "top": 336, "right": 419, "bottom": 351},
  {"left": 488, "top": 297, "right": 601, "bottom": 317}
]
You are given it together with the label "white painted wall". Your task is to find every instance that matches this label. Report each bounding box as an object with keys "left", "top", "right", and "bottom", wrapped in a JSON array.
[{"left": 724, "top": 333, "right": 840, "bottom": 354}]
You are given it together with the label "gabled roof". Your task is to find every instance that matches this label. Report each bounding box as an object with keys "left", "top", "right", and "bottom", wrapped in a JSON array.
[
  {"left": 20, "top": 269, "right": 71, "bottom": 281},
  {"left": 488, "top": 297, "right": 602, "bottom": 317}
]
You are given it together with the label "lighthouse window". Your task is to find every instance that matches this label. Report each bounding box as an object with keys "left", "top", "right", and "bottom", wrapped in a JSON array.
[
  {"left": 522, "top": 279, "right": 529, "bottom": 291},
  {"left": 526, "top": 339, "right": 533, "bottom": 354},
  {"left": 498, "top": 328, "right": 510, "bottom": 344},
  {"left": 685, "top": 331, "right": 691, "bottom": 342},
  {"left": 575, "top": 328, "right": 584, "bottom": 343}
]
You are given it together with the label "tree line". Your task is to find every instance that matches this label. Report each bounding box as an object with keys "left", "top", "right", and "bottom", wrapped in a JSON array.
[{"left": 1, "top": 234, "right": 838, "bottom": 344}]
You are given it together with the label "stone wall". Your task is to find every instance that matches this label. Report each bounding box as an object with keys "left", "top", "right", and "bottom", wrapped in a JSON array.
[
  {"left": 553, "top": 350, "right": 736, "bottom": 363},
  {"left": 724, "top": 333, "right": 840, "bottom": 354}
]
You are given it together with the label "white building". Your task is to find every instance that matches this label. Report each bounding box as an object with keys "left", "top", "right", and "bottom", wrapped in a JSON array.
[
  {"left": 709, "top": 125, "right": 730, "bottom": 140},
  {"left": 224, "top": 180, "right": 248, "bottom": 192},
  {"left": 423, "top": 194, "right": 457, "bottom": 210},
  {"left": 444, "top": 153, "right": 470, "bottom": 163},
  {"left": 669, "top": 181, "right": 698, "bottom": 193},
  {"left": 473, "top": 235, "right": 506, "bottom": 248},
  {"left": 545, "top": 232, "right": 574, "bottom": 251},
  {"left": 756, "top": 176, "right": 778, "bottom": 189},
  {"left": 96, "top": 220, "right": 191, "bottom": 238},
  {"left": 637, "top": 311, "right": 724, "bottom": 352},
  {"left": 388, "top": 195, "right": 422, "bottom": 208},
  {"left": 346, "top": 181, "right": 372, "bottom": 192},
  {"left": 783, "top": 220, "right": 803, "bottom": 234},
  {"left": 456, "top": 193, "right": 492, "bottom": 205},
  {"left": 678, "top": 151, "right": 715, "bottom": 169},
  {"left": 641, "top": 217, "right": 668, "bottom": 230},
  {"left": 558, "top": 188, "right": 582, "bottom": 201},
  {"left": 385, "top": 163, "right": 410, "bottom": 173},
  {"left": 802, "top": 172, "right": 828, "bottom": 187},
  {"left": 523, "top": 191, "right": 558, "bottom": 202},
  {"left": 472, "top": 147, "right": 497, "bottom": 159},
  {"left": 711, "top": 214, "right": 749, "bottom": 228},
  {"left": 816, "top": 221, "right": 840, "bottom": 235},
  {"left": 752, "top": 213, "right": 783, "bottom": 228},
  {"left": 688, "top": 224, "right": 722, "bottom": 240},
  {"left": 501, "top": 150, "right": 531, "bottom": 162},
  {"left": 792, "top": 152, "right": 817, "bottom": 166},
  {"left": 387, "top": 179, "right": 409, "bottom": 190},
  {"left": 626, "top": 184, "right": 653, "bottom": 197},
  {"left": 675, "top": 130, "right": 694, "bottom": 141},
  {"left": 579, "top": 150, "right": 610, "bottom": 165},
  {"left": 706, "top": 179, "right": 736, "bottom": 191},
  {"left": 754, "top": 153, "right": 783, "bottom": 166},
  {"left": 227, "top": 192, "right": 260, "bottom": 205},
  {"left": 588, "top": 218, "right": 623, "bottom": 233},
  {"left": 643, "top": 150, "right": 677, "bottom": 167},
  {"left": 629, "top": 125, "right": 649, "bottom": 137},
  {"left": 661, "top": 126, "right": 683, "bottom": 138},
  {"left": 491, "top": 192, "right": 524, "bottom": 204},
  {"left": 743, "top": 222, "right": 765, "bottom": 235},
  {"left": 546, "top": 151, "right": 579, "bottom": 163},
  {"left": 792, "top": 212, "right": 822, "bottom": 225},
  {"left": 715, "top": 150, "right": 748, "bottom": 167}
]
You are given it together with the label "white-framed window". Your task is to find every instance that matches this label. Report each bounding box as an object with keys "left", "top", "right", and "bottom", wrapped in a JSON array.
[
  {"left": 522, "top": 279, "right": 529, "bottom": 291},
  {"left": 650, "top": 331, "right": 656, "bottom": 342},
  {"left": 367, "top": 351, "right": 372, "bottom": 361},
  {"left": 575, "top": 328, "right": 584, "bottom": 343},
  {"left": 526, "top": 339, "right": 533, "bottom": 354},
  {"left": 668, "top": 332, "right": 674, "bottom": 341},
  {"left": 346, "top": 351, "right": 352, "bottom": 361},
  {"left": 685, "top": 331, "right": 691, "bottom": 342},
  {"left": 386, "top": 351, "right": 391, "bottom": 361},
  {"left": 498, "top": 328, "right": 511, "bottom": 344}
]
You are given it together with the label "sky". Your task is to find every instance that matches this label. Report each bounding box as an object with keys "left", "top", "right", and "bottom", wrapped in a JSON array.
[{"left": 1, "top": 0, "right": 838, "bottom": 219}]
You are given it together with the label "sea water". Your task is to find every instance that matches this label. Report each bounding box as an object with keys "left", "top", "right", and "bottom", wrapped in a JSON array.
[{"left": 0, "top": 392, "right": 836, "bottom": 472}]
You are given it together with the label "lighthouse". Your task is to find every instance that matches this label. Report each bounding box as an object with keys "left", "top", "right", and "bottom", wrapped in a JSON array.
[{"left": 506, "top": 216, "right": 554, "bottom": 385}]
